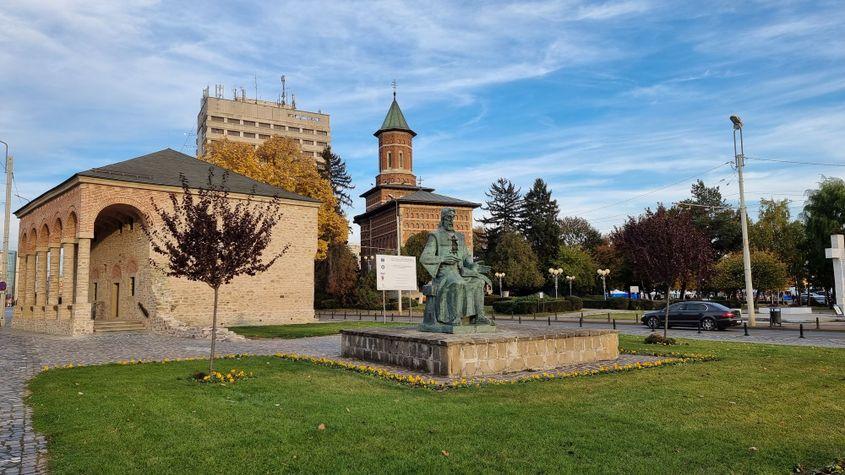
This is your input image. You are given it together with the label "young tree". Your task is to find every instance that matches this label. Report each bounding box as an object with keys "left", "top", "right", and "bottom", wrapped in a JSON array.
[
  {"left": 145, "top": 171, "right": 288, "bottom": 372},
  {"left": 559, "top": 216, "right": 603, "bottom": 251},
  {"left": 520, "top": 178, "right": 562, "bottom": 270},
  {"left": 615, "top": 206, "right": 713, "bottom": 336},
  {"left": 480, "top": 178, "right": 522, "bottom": 249},
  {"left": 319, "top": 146, "right": 355, "bottom": 211},
  {"left": 201, "top": 137, "right": 346, "bottom": 259},
  {"left": 678, "top": 180, "right": 741, "bottom": 257},
  {"left": 487, "top": 231, "right": 544, "bottom": 294},
  {"left": 802, "top": 177, "right": 845, "bottom": 294}
]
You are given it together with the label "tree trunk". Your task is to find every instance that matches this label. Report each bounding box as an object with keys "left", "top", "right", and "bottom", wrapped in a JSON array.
[
  {"left": 664, "top": 283, "right": 671, "bottom": 338},
  {"left": 209, "top": 286, "right": 219, "bottom": 373}
]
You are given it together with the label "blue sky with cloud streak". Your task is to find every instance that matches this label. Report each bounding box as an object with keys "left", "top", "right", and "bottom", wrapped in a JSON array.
[{"left": 1, "top": 0, "right": 843, "bottom": 247}]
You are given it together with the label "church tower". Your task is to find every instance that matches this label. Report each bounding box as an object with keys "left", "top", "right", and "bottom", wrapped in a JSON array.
[
  {"left": 354, "top": 92, "right": 480, "bottom": 261},
  {"left": 374, "top": 93, "right": 417, "bottom": 186}
]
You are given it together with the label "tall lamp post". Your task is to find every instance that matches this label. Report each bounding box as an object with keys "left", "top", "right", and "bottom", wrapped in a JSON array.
[
  {"left": 0, "top": 139, "right": 9, "bottom": 315},
  {"left": 565, "top": 275, "right": 575, "bottom": 297},
  {"left": 548, "top": 268, "right": 563, "bottom": 298},
  {"left": 494, "top": 272, "right": 506, "bottom": 298},
  {"left": 731, "top": 115, "right": 756, "bottom": 326},
  {"left": 597, "top": 268, "right": 610, "bottom": 300}
]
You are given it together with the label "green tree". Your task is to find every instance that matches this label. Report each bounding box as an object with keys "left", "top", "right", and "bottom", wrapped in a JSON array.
[
  {"left": 480, "top": 178, "right": 522, "bottom": 249},
  {"left": 559, "top": 216, "right": 603, "bottom": 252},
  {"left": 750, "top": 198, "right": 806, "bottom": 290},
  {"left": 802, "top": 177, "right": 845, "bottom": 292},
  {"left": 319, "top": 146, "right": 355, "bottom": 212},
  {"left": 520, "top": 178, "right": 561, "bottom": 270},
  {"left": 315, "top": 242, "right": 359, "bottom": 306},
  {"left": 678, "top": 180, "right": 741, "bottom": 257},
  {"left": 401, "top": 231, "right": 432, "bottom": 287},
  {"left": 487, "top": 231, "right": 543, "bottom": 294},
  {"left": 552, "top": 245, "right": 597, "bottom": 294},
  {"left": 710, "top": 251, "right": 789, "bottom": 298}
]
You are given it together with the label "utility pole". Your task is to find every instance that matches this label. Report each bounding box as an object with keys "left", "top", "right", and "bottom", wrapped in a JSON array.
[
  {"left": 731, "top": 115, "right": 756, "bottom": 326},
  {"left": 0, "top": 140, "right": 11, "bottom": 319}
]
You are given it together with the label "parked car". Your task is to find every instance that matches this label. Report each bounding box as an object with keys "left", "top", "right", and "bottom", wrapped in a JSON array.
[
  {"left": 799, "top": 292, "right": 828, "bottom": 305},
  {"left": 641, "top": 301, "right": 741, "bottom": 331}
]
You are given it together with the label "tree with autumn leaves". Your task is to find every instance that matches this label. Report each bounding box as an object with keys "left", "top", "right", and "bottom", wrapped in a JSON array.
[{"left": 201, "top": 137, "right": 347, "bottom": 260}]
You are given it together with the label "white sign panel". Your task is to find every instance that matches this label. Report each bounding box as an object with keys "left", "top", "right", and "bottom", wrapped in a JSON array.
[
  {"left": 376, "top": 255, "right": 418, "bottom": 291},
  {"left": 629, "top": 286, "right": 639, "bottom": 293}
]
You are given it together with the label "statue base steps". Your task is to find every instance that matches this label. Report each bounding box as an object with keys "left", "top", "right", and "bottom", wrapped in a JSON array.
[
  {"left": 340, "top": 327, "right": 619, "bottom": 378},
  {"left": 417, "top": 322, "right": 496, "bottom": 334}
]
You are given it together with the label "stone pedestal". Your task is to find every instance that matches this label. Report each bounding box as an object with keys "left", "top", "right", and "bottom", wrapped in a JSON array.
[{"left": 341, "top": 327, "right": 619, "bottom": 378}]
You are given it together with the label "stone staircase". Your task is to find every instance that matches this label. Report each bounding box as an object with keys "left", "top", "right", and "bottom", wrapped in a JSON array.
[{"left": 93, "top": 320, "right": 147, "bottom": 333}]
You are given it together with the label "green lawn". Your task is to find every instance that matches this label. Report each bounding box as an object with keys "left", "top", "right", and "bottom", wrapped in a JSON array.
[
  {"left": 28, "top": 336, "right": 845, "bottom": 474},
  {"left": 228, "top": 321, "right": 410, "bottom": 339}
]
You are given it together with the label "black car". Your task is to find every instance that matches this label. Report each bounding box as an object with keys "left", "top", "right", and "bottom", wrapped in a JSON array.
[{"left": 641, "top": 301, "right": 741, "bottom": 331}]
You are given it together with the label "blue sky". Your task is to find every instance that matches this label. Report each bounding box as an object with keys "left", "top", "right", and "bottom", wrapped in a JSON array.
[{"left": 1, "top": 0, "right": 843, "bottom": 247}]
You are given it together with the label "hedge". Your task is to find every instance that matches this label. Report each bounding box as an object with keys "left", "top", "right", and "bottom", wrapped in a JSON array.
[
  {"left": 581, "top": 298, "right": 667, "bottom": 311},
  {"left": 491, "top": 296, "right": 583, "bottom": 314}
]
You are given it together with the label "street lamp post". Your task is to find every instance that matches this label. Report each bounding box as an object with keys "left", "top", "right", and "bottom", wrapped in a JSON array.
[
  {"left": 494, "top": 272, "right": 506, "bottom": 298},
  {"left": 565, "top": 275, "right": 575, "bottom": 297},
  {"left": 731, "top": 115, "right": 756, "bottom": 326},
  {"left": 363, "top": 255, "right": 374, "bottom": 273},
  {"left": 597, "top": 269, "right": 610, "bottom": 300},
  {"left": 548, "top": 268, "right": 563, "bottom": 298},
  {"left": 0, "top": 139, "right": 9, "bottom": 315}
]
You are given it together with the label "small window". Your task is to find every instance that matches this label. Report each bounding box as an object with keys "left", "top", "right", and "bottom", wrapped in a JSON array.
[
  {"left": 93, "top": 282, "right": 98, "bottom": 300},
  {"left": 259, "top": 134, "right": 270, "bottom": 139},
  {"left": 303, "top": 140, "right": 314, "bottom": 145},
  {"left": 211, "top": 128, "right": 224, "bottom": 134},
  {"left": 259, "top": 122, "right": 271, "bottom": 128},
  {"left": 130, "top": 277, "right": 136, "bottom": 296},
  {"left": 243, "top": 132, "right": 256, "bottom": 138},
  {"left": 242, "top": 120, "right": 256, "bottom": 126},
  {"left": 399, "top": 152, "right": 404, "bottom": 168},
  {"left": 317, "top": 141, "right": 327, "bottom": 147},
  {"left": 211, "top": 116, "right": 224, "bottom": 122},
  {"left": 227, "top": 130, "right": 240, "bottom": 136},
  {"left": 288, "top": 126, "right": 300, "bottom": 132},
  {"left": 317, "top": 130, "right": 328, "bottom": 136},
  {"left": 227, "top": 118, "right": 240, "bottom": 124},
  {"left": 303, "top": 128, "right": 314, "bottom": 134},
  {"left": 387, "top": 152, "right": 392, "bottom": 167}
]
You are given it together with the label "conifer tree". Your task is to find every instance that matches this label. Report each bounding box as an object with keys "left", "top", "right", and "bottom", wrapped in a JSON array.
[
  {"left": 520, "top": 178, "right": 561, "bottom": 270},
  {"left": 480, "top": 178, "right": 523, "bottom": 249},
  {"left": 319, "top": 146, "right": 354, "bottom": 211}
]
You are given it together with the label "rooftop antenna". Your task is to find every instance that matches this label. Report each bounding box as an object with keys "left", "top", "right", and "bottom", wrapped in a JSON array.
[
  {"left": 291, "top": 92, "right": 296, "bottom": 109},
  {"left": 391, "top": 79, "right": 397, "bottom": 99},
  {"left": 254, "top": 74, "right": 258, "bottom": 103},
  {"left": 202, "top": 85, "right": 209, "bottom": 97},
  {"left": 240, "top": 87, "right": 246, "bottom": 101},
  {"left": 215, "top": 84, "right": 224, "bottom": 98},
  {"left": 232, "top": 87, "right": 238, "bottom": 100},
  {"left": 280, "top": 75, "right": 287, "bottom": 106}
]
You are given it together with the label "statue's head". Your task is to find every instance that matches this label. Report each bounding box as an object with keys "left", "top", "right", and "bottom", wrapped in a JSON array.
[{"left": 440, "top": 207, "right": 456, "bottom": 232}]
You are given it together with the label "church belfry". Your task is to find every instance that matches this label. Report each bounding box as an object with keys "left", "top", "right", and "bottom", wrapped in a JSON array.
[{"left": 374, "top": 94, "right": 416, "bottom": 186}]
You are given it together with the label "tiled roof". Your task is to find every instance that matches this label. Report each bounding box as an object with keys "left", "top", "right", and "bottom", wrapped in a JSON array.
[{"left": 374, "top": 98, "right": 416, "bottom": 136}]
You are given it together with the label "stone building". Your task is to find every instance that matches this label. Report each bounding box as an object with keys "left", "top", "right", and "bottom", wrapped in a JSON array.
[
  {"left": 13, "top": 149, "right": 319, "bottom": 336},
  {"left": 196, "top": 91, "right": 330, "bottom": 161},
  {"left": 353, "top": 95, "right": 479, "bottom": 261}
]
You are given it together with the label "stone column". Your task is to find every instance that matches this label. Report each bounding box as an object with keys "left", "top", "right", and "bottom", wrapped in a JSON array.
[
  {"left": 16, "top": 253, "right": 30, "bottom": 317},
  {"left": 47, "top": 245, "right": 61, "bottom": 318},
  {"left": 71, "top": 237, "right": 93, "bottom": 333},
  {"left": 825, "top": 234, "right": 845, "bottom": 311},
  {"left": 35, "top": 249, "right": 49, "bottom": 317},
  {"left": 59, "top": 240, "right": 75, "bottom": 319},
  {"left": 24, "top": 253, "right": 36, "bottom": 316}
]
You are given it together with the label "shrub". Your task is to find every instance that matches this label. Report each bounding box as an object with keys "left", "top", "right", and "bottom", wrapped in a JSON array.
[
  {"left": 567, "top": 296, "right": 583, "bottom": 310},
  {"left": 491, "top": 297, "right": 577, "bottom": 314},
  {"left": 484, "top": 295, "right": 510, "bottom": 306},
  {"left": 644, "top": 333, "right": 677, "bottom": 345},
  {"left": 192, "top": 368, "right": 253, "bottom": 384}
]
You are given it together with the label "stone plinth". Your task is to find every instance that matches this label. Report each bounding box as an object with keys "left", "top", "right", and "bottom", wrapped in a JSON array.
[{"left": 341, "top": 327, "right": 619, "bottom": 378}]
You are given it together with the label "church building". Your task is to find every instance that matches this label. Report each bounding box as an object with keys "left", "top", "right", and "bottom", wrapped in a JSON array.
[
  {"left": 353, "top": 95, "right": 479, "bottom": 263},
  {"left": 13, "top": 149, "right": 319, "bottom": 335}
]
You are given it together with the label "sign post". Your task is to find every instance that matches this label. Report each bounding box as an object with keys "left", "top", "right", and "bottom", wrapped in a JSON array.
[{"left": 376, "top": 255, "right": 417, "bottom": 323}]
